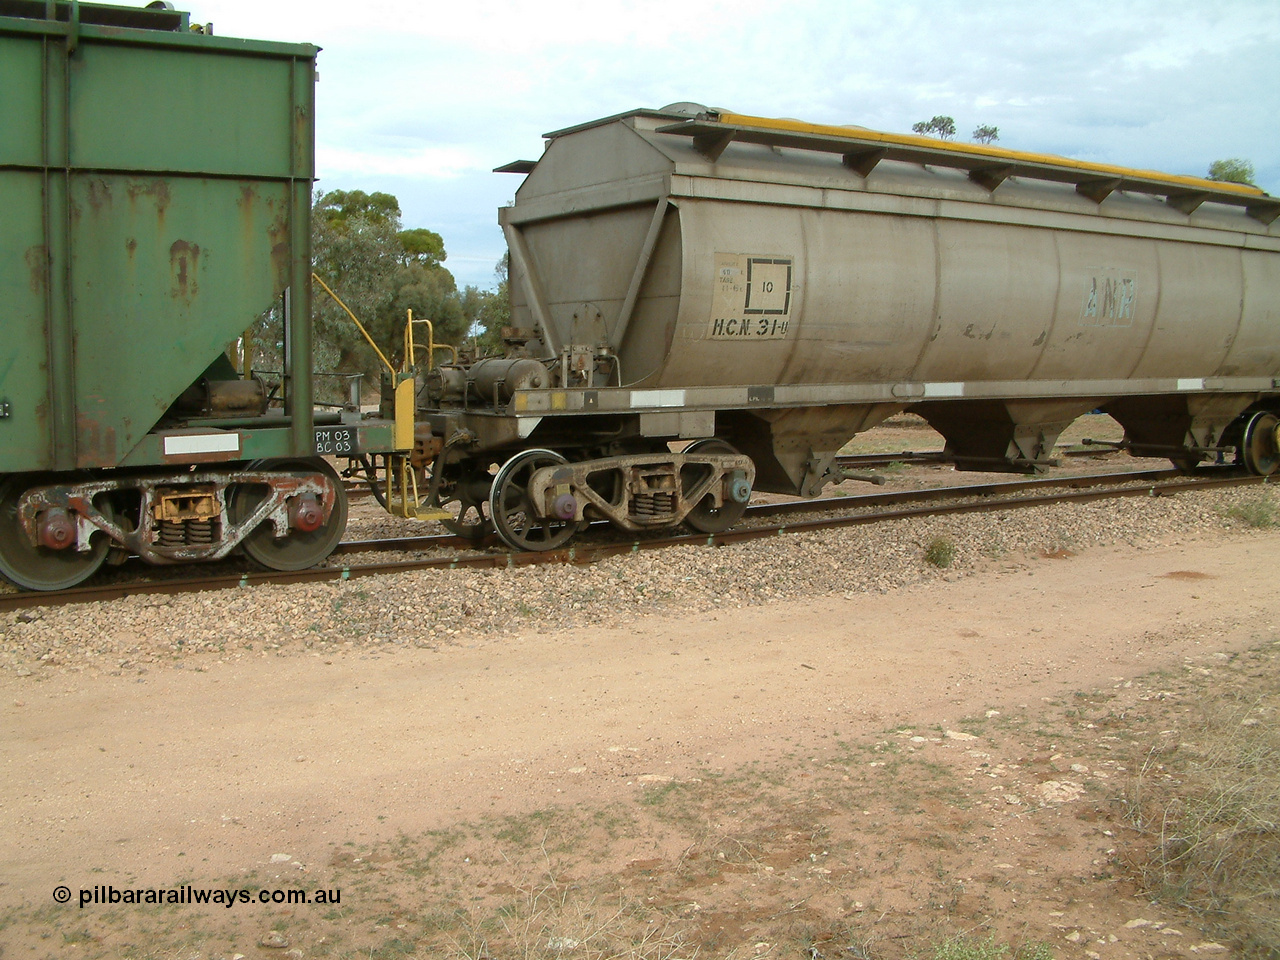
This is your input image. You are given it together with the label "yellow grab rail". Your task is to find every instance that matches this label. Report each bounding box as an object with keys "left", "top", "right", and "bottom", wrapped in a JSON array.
[
  {"left": 312, "top": 272, "right": 396, "bottom": 376},
  {"left": 404, "top": 309, "right": 457, "bottom": 372}
]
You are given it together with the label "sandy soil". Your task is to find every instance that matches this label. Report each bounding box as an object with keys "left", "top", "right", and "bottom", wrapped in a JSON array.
[{"left": 2, "top": 517, "right": 1278, "bottom": 958}]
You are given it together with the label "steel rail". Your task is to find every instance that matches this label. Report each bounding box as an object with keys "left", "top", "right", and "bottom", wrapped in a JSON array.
[
  {"left": 831, "top": 447, "right": 1119, "bottom": 468},
  {"left": 333, "top": 466, "right": 1184, "bottom": 556},
  {"left": 339, "top": 447, "right": 1119, "bottom": 498},
  {"left": 0, "top": 469, "right": 1265, "bottom": 613}
]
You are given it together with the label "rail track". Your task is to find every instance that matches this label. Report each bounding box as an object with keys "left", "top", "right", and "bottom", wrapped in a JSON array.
[
  {"left": 340, "top": 447, "right": 1119, "bottom": 499},
  {"left": 0, "top": 465, "right": 1268, "bottom": 613}
]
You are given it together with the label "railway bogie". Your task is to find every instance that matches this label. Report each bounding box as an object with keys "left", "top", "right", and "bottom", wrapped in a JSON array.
[
  {"left": 0, "top": 460, "right": 350, "bottom": 590},
  {"left": 3, "top": 1, "right": 1279, "bottom": 587}
]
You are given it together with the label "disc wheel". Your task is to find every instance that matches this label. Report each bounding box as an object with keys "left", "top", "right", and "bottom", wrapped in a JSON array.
[
  {"left": 1240, "top": 412, "right": 1280, "bottom": 476},
  {"left": 682, "top": 439, "right": 750, "bottom": 534},
  {"left": 489, "top": 449, "right": 582, "bottom": 551},
  {"left": 0, "top": 476, "right": 111, "bottom": 591},
  {"left": 231, "top": 458, "right": 348, "bottom": 571}
]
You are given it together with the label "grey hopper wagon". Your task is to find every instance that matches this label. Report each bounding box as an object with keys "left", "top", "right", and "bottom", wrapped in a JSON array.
[{"left": 417, "top": 106, "right": 1280, "bottom": 550}]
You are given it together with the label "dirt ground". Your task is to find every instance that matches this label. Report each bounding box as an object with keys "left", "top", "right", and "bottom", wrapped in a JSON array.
[{"left": 3, "top": 511, "right": 1279, "bottom": 958}]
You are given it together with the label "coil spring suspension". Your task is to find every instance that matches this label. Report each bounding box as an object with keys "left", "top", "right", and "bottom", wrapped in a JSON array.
[
  {"left": 157, "top": 518, "right": 218, "bottom": 546},
  {"left": 631, "top": 491, "right": 676, "bottom": 519}
]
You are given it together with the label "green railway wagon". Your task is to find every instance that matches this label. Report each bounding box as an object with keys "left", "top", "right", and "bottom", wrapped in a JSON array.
[{"left": 0, "top": 0, "right": 400, "bottom": 589}]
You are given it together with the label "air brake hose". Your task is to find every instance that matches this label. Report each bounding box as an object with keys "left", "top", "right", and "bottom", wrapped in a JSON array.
[{"left": 358, "top": 455, "right": 390, "bottom": 510}]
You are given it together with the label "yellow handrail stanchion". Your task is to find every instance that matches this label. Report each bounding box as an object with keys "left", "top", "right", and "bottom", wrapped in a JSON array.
[
  {"left": 241, "top": 327, "right": 254, "bottom": 378},
  {"left": 311, "top": 279, "right": 452, "bottom": 521},
  {"left": 384, "top": 308, "right": 452, "bottom": 522}
]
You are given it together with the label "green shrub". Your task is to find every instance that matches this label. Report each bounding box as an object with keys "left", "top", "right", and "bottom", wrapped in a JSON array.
[
  {"left": 924, "top": 537, "right": 957, "bottom": 568},
  {"left": 1226, "top": 496, "right": 1277, "bottom": 529}
]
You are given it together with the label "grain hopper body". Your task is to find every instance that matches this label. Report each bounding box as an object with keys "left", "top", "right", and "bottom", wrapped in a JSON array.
[{"left": 508, "top": 111, "right": 1279, "bottom": 395}]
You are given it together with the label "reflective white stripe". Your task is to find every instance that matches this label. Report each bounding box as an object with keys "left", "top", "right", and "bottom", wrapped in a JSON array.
[
  {"left": 631, "top": 389, "right": 687, "bottom": 408},
  {"left": 517, "top": 417, "right": 543, "bottom": 438},
  {"left": 1177, "top": 378, "right": 1205, "bottom": 391},
  {"left": 163, "top": 433, "right": 240, "bottom": 456},
  {"left": 923, "top": 382, "right": 965, "bottom": 398}
]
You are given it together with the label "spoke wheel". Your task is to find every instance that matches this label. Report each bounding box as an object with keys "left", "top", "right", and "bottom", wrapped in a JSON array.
[
  {"left": 0, "top": 476, "right": 111, "bottom": 591},
  {"left": 434, "top": 461, "right": 496, "bottom": 541},
  {"left": 682, "top": 439, "right": 750, "bottom": 534},
  {"left": 231, "top": 458, "right": 348, "bottom": 571},
  {"left": 489, "top": 450, "right": 581, "bottom": 551},
  {"left": 1241, "top": 412, "right": 1280, "bottom": 476}
]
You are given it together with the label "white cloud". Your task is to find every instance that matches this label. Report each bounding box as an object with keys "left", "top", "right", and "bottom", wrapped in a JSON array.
[
  {"left": 317, "top": 144, "right": 484, "bottom": 180},
  {"left": 189, "top": 0, "right": 1280, "bottom": 288}
]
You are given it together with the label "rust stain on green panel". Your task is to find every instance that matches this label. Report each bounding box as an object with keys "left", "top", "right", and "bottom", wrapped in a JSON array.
[
  {"left": 270, "top": 228, "right": 290, "bottom": 289},
  {"left": 24, "top": 246, "right": 48, "bottom": 293},
  {"left": 86, "top": 177, "right": 112, "bottom": 213},
  {"left": 169, "top": 239, "right": 200, "bottom": 302},
  {"left": 127, "top": 179, "right": 171, "bottom": 210},
  {"left": 75, "top": 416, "right": 118, "bottom": 468},
  {"left": 128, "top": 178, "right": 170, "bottom": 231}
]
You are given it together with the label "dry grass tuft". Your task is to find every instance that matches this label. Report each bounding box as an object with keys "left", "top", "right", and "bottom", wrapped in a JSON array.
[
  {"left": 438, "top": 879, "right": 694, "bottom": 960},
  {"left": 1127, "top": 691, "right": 1280, "bottom": 957},
  {"left": 1224, "top": 494, "right": 1278, "bottom": 529},
  {"left": 929, "top": 934, "right": 1054, "bottom": 960}
]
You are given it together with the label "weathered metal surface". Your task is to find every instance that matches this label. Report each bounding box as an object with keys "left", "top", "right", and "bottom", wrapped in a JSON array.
[
  {"left": 0, "top": 4, "right": 317, "bottom": 475},
  {"left": 173, "top": 378, "right": 270, "bottom": 418},
  {"left": 658, "top": 111, "right": 1279, "bottom": 219},
  {"left": 114, "top": 419, "right": 396, "bottom": 468},
  {"left": 525, "top": 450, "right": 755, "bottom": 531},
  {"left": 15, "top": 464, "right": 340, "bottom": 564},
  {"left": 482, "top": 106, "right": 1280, "bottom": 483},
  {"left": 0, "top": 1, "right": 191, "bottom": 32},
  {"left": 505, "top": 112, "right": 1280, "bottom": 393}
]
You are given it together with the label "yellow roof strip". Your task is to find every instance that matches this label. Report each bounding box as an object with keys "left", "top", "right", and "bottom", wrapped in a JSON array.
[{"left": 713, "top": 112, "right": 1266, "bottom": 199}]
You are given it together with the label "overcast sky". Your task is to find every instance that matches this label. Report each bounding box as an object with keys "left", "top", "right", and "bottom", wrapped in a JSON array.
[{"left": 194, "top": 0, "right": 1280, "bottom": 290}]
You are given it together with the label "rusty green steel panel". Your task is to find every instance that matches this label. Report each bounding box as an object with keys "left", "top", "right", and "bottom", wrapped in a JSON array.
[
  {"left": 0, "top": 35, "right": 43, "bottom": 165},
  {"left": 0, "top": 172, "right": 52, "bottom": 468},
  {"left": 119, "top": 420, "right": 399, "bottom": 468},
  {"left": 0, "top": 32, "right": 51, "bottom": 468},
  {"left": 0, "top": 3, "right": 317, "bottom": 474},
  {"left": 69, "top": 175, "right": 294, "bottom": 465},
  {"left": 69, "top": 43, "right": 297, "bottom": 178}
]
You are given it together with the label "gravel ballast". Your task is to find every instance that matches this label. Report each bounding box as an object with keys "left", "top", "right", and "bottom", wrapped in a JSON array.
[{"left": 2, "top": 484, "right": 1277, "bottom": 676}]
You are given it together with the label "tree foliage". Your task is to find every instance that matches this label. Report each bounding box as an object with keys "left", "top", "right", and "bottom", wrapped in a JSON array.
[
  {"left": 308, "top": 189, "right": 469, "bottom": 381},
  {"left": 464, "top": 253, "right": 511, "bottom": 356},
  {"left": 241, "top": 189, "right": 501, "bottom": 403},
  {"left": 398, "top": 227, "right": 447, "bottom": 267},
  {"left": 911, "top": 115, "right": 957, "bottom": 140},
  {"left": 1206, "top": 158, "right": 1255, "bottom": 185},
  {"left": 314, "top": 189, "right": 402, "bottom": 229},
  {"left": 911, "top": 117, "right": 1001, "bottom": 144},
  {"left": 310, "top": 193, "right": 404, "bottom": 376}
]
